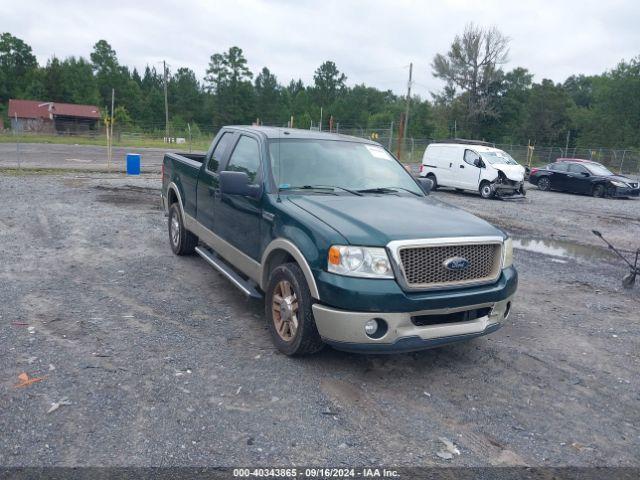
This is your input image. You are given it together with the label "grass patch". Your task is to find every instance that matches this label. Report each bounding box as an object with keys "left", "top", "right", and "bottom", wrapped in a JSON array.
[{"left": 0, "top": 133, "right": 212, "bottom": 151}]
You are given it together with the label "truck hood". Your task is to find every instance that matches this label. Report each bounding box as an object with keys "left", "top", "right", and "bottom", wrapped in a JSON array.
[
  {"left": 287, "top": 195, "right": 503, "bottom": 245},
  {"left": 494, "top": 164, "right": 525, "bottom": 182}
]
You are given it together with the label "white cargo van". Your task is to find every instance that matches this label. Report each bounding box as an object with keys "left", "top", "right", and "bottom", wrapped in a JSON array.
[{"left": 419, "top": 142, "right": 526, "bottom": 199}]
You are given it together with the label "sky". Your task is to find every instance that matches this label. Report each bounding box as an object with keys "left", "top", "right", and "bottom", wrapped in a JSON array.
[{"left": 2, "top": 0, "right": 639, "bottom": 98}]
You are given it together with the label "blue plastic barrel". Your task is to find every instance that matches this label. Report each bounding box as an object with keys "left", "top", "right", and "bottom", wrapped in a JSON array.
[{"left": 126, "top": 153, "right": 141, "bottom": 175}]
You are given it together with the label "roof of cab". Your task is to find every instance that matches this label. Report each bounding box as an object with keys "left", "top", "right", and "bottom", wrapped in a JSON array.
[{"left": 224, "top": 126, "right": 379, "bottom": 144}]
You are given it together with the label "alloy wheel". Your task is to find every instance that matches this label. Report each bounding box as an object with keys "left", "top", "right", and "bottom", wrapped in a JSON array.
[{"left": 271, "top": 280, "right": 299, "bottom": 341}]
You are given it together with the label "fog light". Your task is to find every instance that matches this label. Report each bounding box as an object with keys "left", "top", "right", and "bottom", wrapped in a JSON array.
[{"left": 364, "top": 319, "right": 378, "bottom": 336}]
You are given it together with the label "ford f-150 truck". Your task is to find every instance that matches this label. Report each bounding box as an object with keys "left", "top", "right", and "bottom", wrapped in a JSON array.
[{"left": 161, "top": 126, "right": 517, "bottom": 355}]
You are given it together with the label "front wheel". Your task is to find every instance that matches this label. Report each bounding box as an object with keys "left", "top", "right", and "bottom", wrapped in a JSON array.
[
  {"left": 592, "top": 184, "right": 605, "bottom": 198},
  {"left": 479, "top": 181, "right": 494, "bottom": 199},
  {"left": 265, "top": 263, "right": 324, "bottom": 356}
]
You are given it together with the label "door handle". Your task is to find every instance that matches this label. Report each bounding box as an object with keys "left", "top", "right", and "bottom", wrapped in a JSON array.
[
  {"left": 449, "top": 163, "right": 453, "bottom": 168},
  {"left": 460, "top": 165, "right": 465, "bottom": 168}
]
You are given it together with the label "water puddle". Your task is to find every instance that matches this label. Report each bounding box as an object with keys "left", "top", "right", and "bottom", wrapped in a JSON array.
[{"left": 512, "top": 236, "right": 616, "bottom": 262}]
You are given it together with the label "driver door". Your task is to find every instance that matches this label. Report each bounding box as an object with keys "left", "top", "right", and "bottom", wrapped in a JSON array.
[
  {"left": 457, "top": 149, "right": 482, "bottom": 190},
  {"left": 566, "top": 163, "right": 592, "bottom": 194}
]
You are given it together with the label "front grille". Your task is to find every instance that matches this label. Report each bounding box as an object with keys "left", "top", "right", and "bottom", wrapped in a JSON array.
[{"left": 398, "top": 243, "right": 502, "bottom": 289}]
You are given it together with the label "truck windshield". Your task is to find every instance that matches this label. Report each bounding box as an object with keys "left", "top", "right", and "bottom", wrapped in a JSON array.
[
  {"left": 482, "top": 151, "right": 519, "bottom": 165},
  {"left": 268, "top": 139, "right": 422, "bottom": 195}
]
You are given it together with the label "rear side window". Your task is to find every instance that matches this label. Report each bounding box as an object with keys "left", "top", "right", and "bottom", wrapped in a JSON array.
[
  {"left": 551, "top": 162, "right": 568, "bottom": 172},
  {"left": 225, "top": 136, "right": 261, "bottom": 183},
  {"left": 208, "top": 132, "right": 234, "bottom": 172}
]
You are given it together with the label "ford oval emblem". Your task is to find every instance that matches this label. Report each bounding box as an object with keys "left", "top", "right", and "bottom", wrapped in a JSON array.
[{"left": 443, "top": 257, "right": 470, "bottom": 271}]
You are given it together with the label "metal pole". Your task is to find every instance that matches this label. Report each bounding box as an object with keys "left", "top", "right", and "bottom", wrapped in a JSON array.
[
  {"left": 109, "top": 88, "right": 114, "bottom": 172},
  {"left": 319, "top": 107, "right": 322, "bottom": 132},
  {"left": 187, "top": 123, "right": 192, "bottom": 153},
  {"left": 14, "top": 113, "right": 21, "bottom": 170},
  {"left": 388, "top": 121, "right": 394, "bottom": 150},
  {"left": 619, "top": 150, "right": 626, "bottom": 174},
  {"left": 164, "top": 60, "right": 169, "bottom": 141},
  {"left": 404, "top": 62, "right": 412, "bottom": 142},
  {"left": 564, "top": 130, "right": 570, "bottom": 157}
]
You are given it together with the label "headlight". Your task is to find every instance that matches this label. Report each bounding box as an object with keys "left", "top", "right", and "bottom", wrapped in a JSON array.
[
  {"left": 327, "top": 245, "right": 394, "bottom": 278},
  {"left": 502, "top": 237, "right": 513, "bottom": 268},
  {"left": 610, "top": 180, "right": 627, "bottom": 188}
]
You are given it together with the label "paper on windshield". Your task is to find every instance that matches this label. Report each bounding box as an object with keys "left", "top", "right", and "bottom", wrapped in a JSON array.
[{"left": 365, "top": 145, "right": 393, "bottom": 160}]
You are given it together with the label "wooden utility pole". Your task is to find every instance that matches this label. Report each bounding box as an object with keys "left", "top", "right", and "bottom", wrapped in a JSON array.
[
  {"left": 109, "top": 88, "right": 114, "bottom": 172},
  {"left": 396, "top": 113, "right": 405, "bottom": 160},
  {"left": 163, "top": 60, "right": 169, "bottom": 141},
  {"left": 404, "top": 63, "right": 412, "bottom": 142}
]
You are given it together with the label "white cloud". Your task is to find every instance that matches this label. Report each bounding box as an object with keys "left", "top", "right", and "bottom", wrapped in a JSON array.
[{"left": 2, "top": 0, "right": 639, "bottom": 97}]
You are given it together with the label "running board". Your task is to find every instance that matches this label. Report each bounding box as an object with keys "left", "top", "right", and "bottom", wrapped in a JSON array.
[{"left": 195, "top": 246, "right": 263, "bottom": 299}]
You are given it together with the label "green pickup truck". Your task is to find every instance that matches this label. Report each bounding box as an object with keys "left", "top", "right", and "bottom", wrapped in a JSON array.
[{"left": 161, "top": 126, "right": 517, "bottom": 355}]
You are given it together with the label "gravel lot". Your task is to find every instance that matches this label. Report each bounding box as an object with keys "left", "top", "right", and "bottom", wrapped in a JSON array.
[
  {"left": 1, "top": 172, "right": 638, "bottom": 467},
  {"left": 0, "top": 143, "right": 181, "bottom": 172}
]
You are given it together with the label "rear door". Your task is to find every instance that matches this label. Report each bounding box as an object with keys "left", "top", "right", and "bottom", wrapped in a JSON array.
[
  {"left": 196, "top": 130, "right": 236, "bottom": 231},
  {"left": 549, "top": 162, "right": 569, "bottom": 190}
]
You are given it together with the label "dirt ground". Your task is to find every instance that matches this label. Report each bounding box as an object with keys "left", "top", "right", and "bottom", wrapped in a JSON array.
[{"left": 0, "top": 172, "right": 638, "bottom": 467}]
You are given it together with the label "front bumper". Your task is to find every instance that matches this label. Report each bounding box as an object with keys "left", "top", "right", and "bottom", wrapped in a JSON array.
[
  {"left": 313, "top": 296, "right": 513, "bottom": 353},
  {"left": 610, "top": 186, "right": 640, "bottom": 197}
]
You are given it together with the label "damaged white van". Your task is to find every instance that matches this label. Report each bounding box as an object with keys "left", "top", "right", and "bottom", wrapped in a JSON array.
[{"left": 419, "top": 141, "right": 526, "bottom": 199}]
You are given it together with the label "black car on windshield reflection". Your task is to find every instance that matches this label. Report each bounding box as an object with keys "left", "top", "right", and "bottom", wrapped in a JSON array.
[{"left": 528, "top": 158, "right": 640, "bottom": 198}]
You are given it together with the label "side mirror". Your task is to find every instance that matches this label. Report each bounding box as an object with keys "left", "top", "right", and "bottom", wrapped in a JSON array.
[
  {"left": 473, "top": 158, "right": 483, "bottom": 168},
  {"left": 418, "top": 177, "right": 434, "bottom": 195},
  {"left": 220, "top": 171, "right": 260, "bottom": 197},
  {"left": 580, "top": 171, "right": 590, "bottom": 177}
]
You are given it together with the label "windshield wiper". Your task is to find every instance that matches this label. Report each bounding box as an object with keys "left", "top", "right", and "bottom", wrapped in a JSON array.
[
  {"left": 278, "top": 185, "right": 362, "bottom": 196},
  {"left": 356, "top": 187, "right": 399, "bottom": 194},
  {"left": 357, "top": 186, "right": 422, "bottom": 196}
]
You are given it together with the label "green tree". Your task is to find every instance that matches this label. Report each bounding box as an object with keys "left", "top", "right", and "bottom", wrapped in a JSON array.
[
  {"left": 521, "top": 79, "right": 573, "bottom": 145},
  {"left": 254, "top": 67, "right": 282, "bottom": 124},
  {"left": 0, "top": 32, "right": 38, "bottom": 102},
  {"left": 432, "top": 23, "right": 509, "bottom": 136},
  {"left": 204, "top": 46, "right": 254, "bottom": 125},
  {"left": 312, "top": 61, "right": 346, "bottom": 108}
]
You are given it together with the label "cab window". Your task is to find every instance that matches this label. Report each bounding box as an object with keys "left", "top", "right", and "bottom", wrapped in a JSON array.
[
  {"left": 464, "top": 149, "right": 480, "bottom": 166},
  {"left": 225, "top": 135, "right": 261, "bottom": 183},
  {"left": 208, "top": 132, "right": 234, "bottom": 172}
]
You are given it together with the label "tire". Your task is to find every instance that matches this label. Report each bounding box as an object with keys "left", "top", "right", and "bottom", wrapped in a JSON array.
[
  {"left": 537, "top": 177, "right": 551, "bottom": 191},
  {"left": 265, "top": 262, "right": 324, "bottom": 356},
  {"left": 479, "top": 181, "right": 494, "bottom": 199},
  {"left": 592, "top": 184, "right": 605, "bottom": 198},
  {"left": 168, "top": 203, "right": 198, "bottom": 255},
  {"left": 426, "top": 174, "right": 438, "bottom": 191}
]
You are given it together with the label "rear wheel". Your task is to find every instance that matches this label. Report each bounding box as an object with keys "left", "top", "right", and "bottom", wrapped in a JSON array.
[
  {"left": 265, "top": 263, "right": 324, "bottom": 356},
  {"left": 592, "top": 184, "right": 605, "bottom": 198},
  {"left": 168, "top": 203, "right": 198, "bottom": 255},
  {"left": 479, "top": 181, "right": 494, "bottom": 199},
  {"left": 426, "top": 174, "right": 438, "bottom": 191},
  {"left": 537, "top": 177, "right": 551, "bottom": 191}
]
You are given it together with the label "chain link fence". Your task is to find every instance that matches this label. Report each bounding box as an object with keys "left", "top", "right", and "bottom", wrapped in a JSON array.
[{"left": 2, "top": 124, "right": 640, "bottom": 179}]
